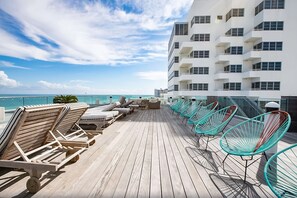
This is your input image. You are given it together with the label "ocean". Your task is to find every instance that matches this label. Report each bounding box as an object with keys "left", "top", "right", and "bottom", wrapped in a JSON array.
[{"left": 0, "top": 94, "right": 153, "bottom": 111}]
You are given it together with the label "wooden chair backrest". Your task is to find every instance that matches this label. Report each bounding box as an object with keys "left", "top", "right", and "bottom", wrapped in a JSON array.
[
  {"left": 1, "top": 104, "right": 64, "bottom": 160},
  {"left": 54, "top": 103, "right": 89, "bottom": 135}
]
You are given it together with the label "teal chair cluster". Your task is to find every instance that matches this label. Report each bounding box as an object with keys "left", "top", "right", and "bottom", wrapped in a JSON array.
[
  {"left": 220, "top": 110, "right": 291, "bottom": 182},
  {"left": 180, "top": 101, "right": 202, "bottom": 122},
  {"left": 174, "top": 100, "right": 191, "bottom": 115},
  {"left": 188, "top": 101, "right": 219, "bottom": 130},
  {"left": 195, "top": 105, "right": 238, "bottom": 150},
  {"left": 264, "top": 143, "right": 297, "bottom": 198},
  {"left": 170, "top": 99, "right": 184, "bottom": 113}
]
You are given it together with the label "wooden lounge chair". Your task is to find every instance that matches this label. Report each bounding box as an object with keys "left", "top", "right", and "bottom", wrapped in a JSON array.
[
  {"left": 53, "top": 102, "right": 97, "bottom": 147},
  {"left": 0, "top": 104, "right": 86, "bottom": 193}
]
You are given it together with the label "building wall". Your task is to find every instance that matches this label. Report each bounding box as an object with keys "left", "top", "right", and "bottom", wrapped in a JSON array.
[{"left": 168, "top": 0, "right": 297, "bottom": 101}]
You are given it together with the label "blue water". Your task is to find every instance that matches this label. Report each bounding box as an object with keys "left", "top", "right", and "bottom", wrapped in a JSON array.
[{"left": 0, "top": 94, "right": 153, "bottom": 111}]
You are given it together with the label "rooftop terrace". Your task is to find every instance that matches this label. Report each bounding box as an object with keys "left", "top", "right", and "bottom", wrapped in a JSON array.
[{"left": 0, "top": 106, "right": 296, "bottom": 197}]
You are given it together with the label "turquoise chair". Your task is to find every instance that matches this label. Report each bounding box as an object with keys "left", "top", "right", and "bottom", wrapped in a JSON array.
[
  {"left": 264, "top": 143, "right": 297, "bottom": 198},
  {"left": 175, "top": 100, "right": 191, "bottom": 115},
  {"left": 169, "top": 100, "right": 180, "bottom": 110},
  {"left": 180, "top": 101, "right": 202, "bottom": 122},
  {"left": 194, "top": 105, "right": 238, "bottom": 150},
  {"left": 170, "top": 99, "right": 183, "bottom": 112},
  {"left": 187, "top": 101, "right": 219, "bottom": 129},
  {"left": 220, "top": 111, "right": 291, "bottom": 182}
]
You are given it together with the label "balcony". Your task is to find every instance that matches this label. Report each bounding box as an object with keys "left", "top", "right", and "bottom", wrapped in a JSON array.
[
  {"left": 178, "top": 89, "right": 208, "bottom": 96},
  {"left": 215, "top": 36, "right": 243, "bottom": 47},
  {"left": 214, "top": 72, "right": 229, "bottom": 80},
  {"left": 179, "top": 42, "right": 193, "bottom": 54},
  {"left": 179, "top": 57, "right": 193, "bottom": 68},
  {"left": 242, "top": 71, "right": 261, "bottom": 79},
  {"left": 244, "top": 30, "right": 262, "bottom": 42},
  {"left": 214, "top": 54, "right": 231, "bottom": 64},
  {"left": 243, "top": 51, "right": 261, "bottom": 61},
  {"left": 178, "top": 73, "right": 193, "bottom": 82}
]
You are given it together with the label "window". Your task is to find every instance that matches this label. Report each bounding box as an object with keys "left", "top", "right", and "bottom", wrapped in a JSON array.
[
  {"left": 190, "top": 51, "right": 209, "bottom": 58},
  {"left": 217, "top": 15, "right": 223, "bottom": 20},
  {"left": 255, "top": 21, "right": 284, "bottom": 30},
  {"left": 189, "top": 83, "right": 208, "bottom": 91},
  {"left": 252, "top": 62, "right": 282, "bottom": 70},
  {"left": 190, "top": 67, "right": 209, "bottom": 74},
  {"left": 174, "top": 56, "right": 179, "bottom": 63},
  {"left": 255, "top": 0, "right": 285, "bottom": 16},
  {"left": 191, "top": 16, "right": 211, "bottom": 26},
  {"left": 191, "top": 34, "right": 210, "bottom": 41},
  {"left": 225, "top": 28, "right": 244, "bottom": 36},
  {"left": 168, "top": 84, "right": 179, "bottom": 92},
  {"left": 174, "top": 42, "right": 179, "bottom": 49},
  {"left": 223, "top": 82, "right": 241, "bottom": 90},
  {"left": 226, "top": 9, "right": 244, "bottom": 21},
  {"left": 225, "top": 46, "right": 243, "bottom": 54},
  {"left": 253, "top": 42, "right": 283, "bottom": 51},
  {"left": 174, "top": 23, "right": 188, "bottom": 35},
  {"left": 168, "top": 56, "right": 179, "bottom": 71},
  {"left": 168, "top": 71, "right": 179, "bottom": 81},
  {"left": 224, "top": 65, "right": 242, "bottom": 73},
  {"left": 251, "top": 81, "right": 280, "bottom": 90}
]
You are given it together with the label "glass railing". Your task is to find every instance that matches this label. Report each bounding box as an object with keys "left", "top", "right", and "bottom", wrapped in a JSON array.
[{"left": 0, "top": 95, "right": 153, "bottom": 111}]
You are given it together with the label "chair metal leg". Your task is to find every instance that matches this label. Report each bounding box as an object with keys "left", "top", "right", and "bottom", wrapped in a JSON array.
[
  {"left": 222, "top": 154, "right": 229, "bottom": 171},
  {"left": 244, "top": 160, "right": 248, "bottom": 183},
  {"left": 205, "top": 136, "right": 209, "bottom": 150},
  {"left": 263, "top": 152, "right": 272, "bottom": 170}
]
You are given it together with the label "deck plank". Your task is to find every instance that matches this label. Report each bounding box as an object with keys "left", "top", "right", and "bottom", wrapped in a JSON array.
[{"left": 138, "top": 111, "right": 153, "bottom": 198}]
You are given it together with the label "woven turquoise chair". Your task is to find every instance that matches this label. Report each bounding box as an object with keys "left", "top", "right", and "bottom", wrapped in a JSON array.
[
  {"left": 180, "top": 101, "right": 202, "bottom": 122},
  {"left": 220, "top": 110, "right": 291, "bottom": 182},
  {"left": 170, "top": 99, "right": 183, "bottom": 112},
  {"left": 195, "top": 105, "right": 238, "bottom": 150},
  {"left": 264, "top": 143, "right": 297, "bottom": 198},
  {"left": 175, "top": 100, "right": 191, "bottom": 115},
  {"left": 187, "top": 101, "right": 219, "bottom": 129}
]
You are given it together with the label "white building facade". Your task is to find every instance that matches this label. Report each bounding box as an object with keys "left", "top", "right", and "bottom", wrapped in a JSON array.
[{"left": 167, "top": 0, "right": 297, "bottom": 101}]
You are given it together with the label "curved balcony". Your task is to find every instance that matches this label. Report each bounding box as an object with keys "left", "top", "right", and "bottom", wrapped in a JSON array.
[
  {"left": 179, "top": 58, "right": 193, "bottom": 68},
  {"left": 243, "top": 51, "right": 261, "bottom": 61},
  {"left": 179, "top": 42, "right": 193, "bottom": 54},
  {"left": 244, "top": 31, "right": 262, "bottom": 42}
]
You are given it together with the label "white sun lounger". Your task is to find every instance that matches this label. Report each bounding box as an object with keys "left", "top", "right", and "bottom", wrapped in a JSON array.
[{"left": 79, "top": 103, "right": 121, "bottom": 133}]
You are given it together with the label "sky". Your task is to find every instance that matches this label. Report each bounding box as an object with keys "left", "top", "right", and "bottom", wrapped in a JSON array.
[{"left": 0, "top": 0, "right": 193, "bottom": 95}]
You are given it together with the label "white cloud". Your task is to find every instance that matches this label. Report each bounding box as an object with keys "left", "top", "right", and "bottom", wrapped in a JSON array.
[
  {"left": 38, "top": 80, "right": 69, "bottom": 90},
  {"left": 0, "top": 61, "right": 30, "bottom": 70},
  {"left": 0, "top": 71, "right": 21, "bottom": 87},
  {"left": 0, "top": 29, "right": 51, "bottom": 61},
  {"left": 0, "top": 0, "right": 193, "bottom": 65},
  {"left": 136, "top": 71, "right": 167, "bottom": 81}
]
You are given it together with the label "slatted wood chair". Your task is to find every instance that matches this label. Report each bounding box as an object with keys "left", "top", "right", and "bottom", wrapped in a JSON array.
[
  {"left": 194, "top": 105, "right": 238, "bottom": 150},
  {"left": 0, "top": 104, "right": 86, "bottom": 193},
  {"left": 220, "top": 110, "right": 291, "bottom": 182},
  {"left": 264, "top": 143, "right": 297, "bottom": 198},
  {"left": 52, "top": 103, "right": 97, "bottom": 147}
]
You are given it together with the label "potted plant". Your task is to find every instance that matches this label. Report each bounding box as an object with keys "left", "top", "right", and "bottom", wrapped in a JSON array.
[{"left": 53, "top": 95, "right": 78, "bottom": 103}]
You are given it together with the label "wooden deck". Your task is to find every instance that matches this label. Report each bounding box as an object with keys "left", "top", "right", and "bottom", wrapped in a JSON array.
[{"left": 0, "top": 106, "right": 297, "bottom": 197}]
